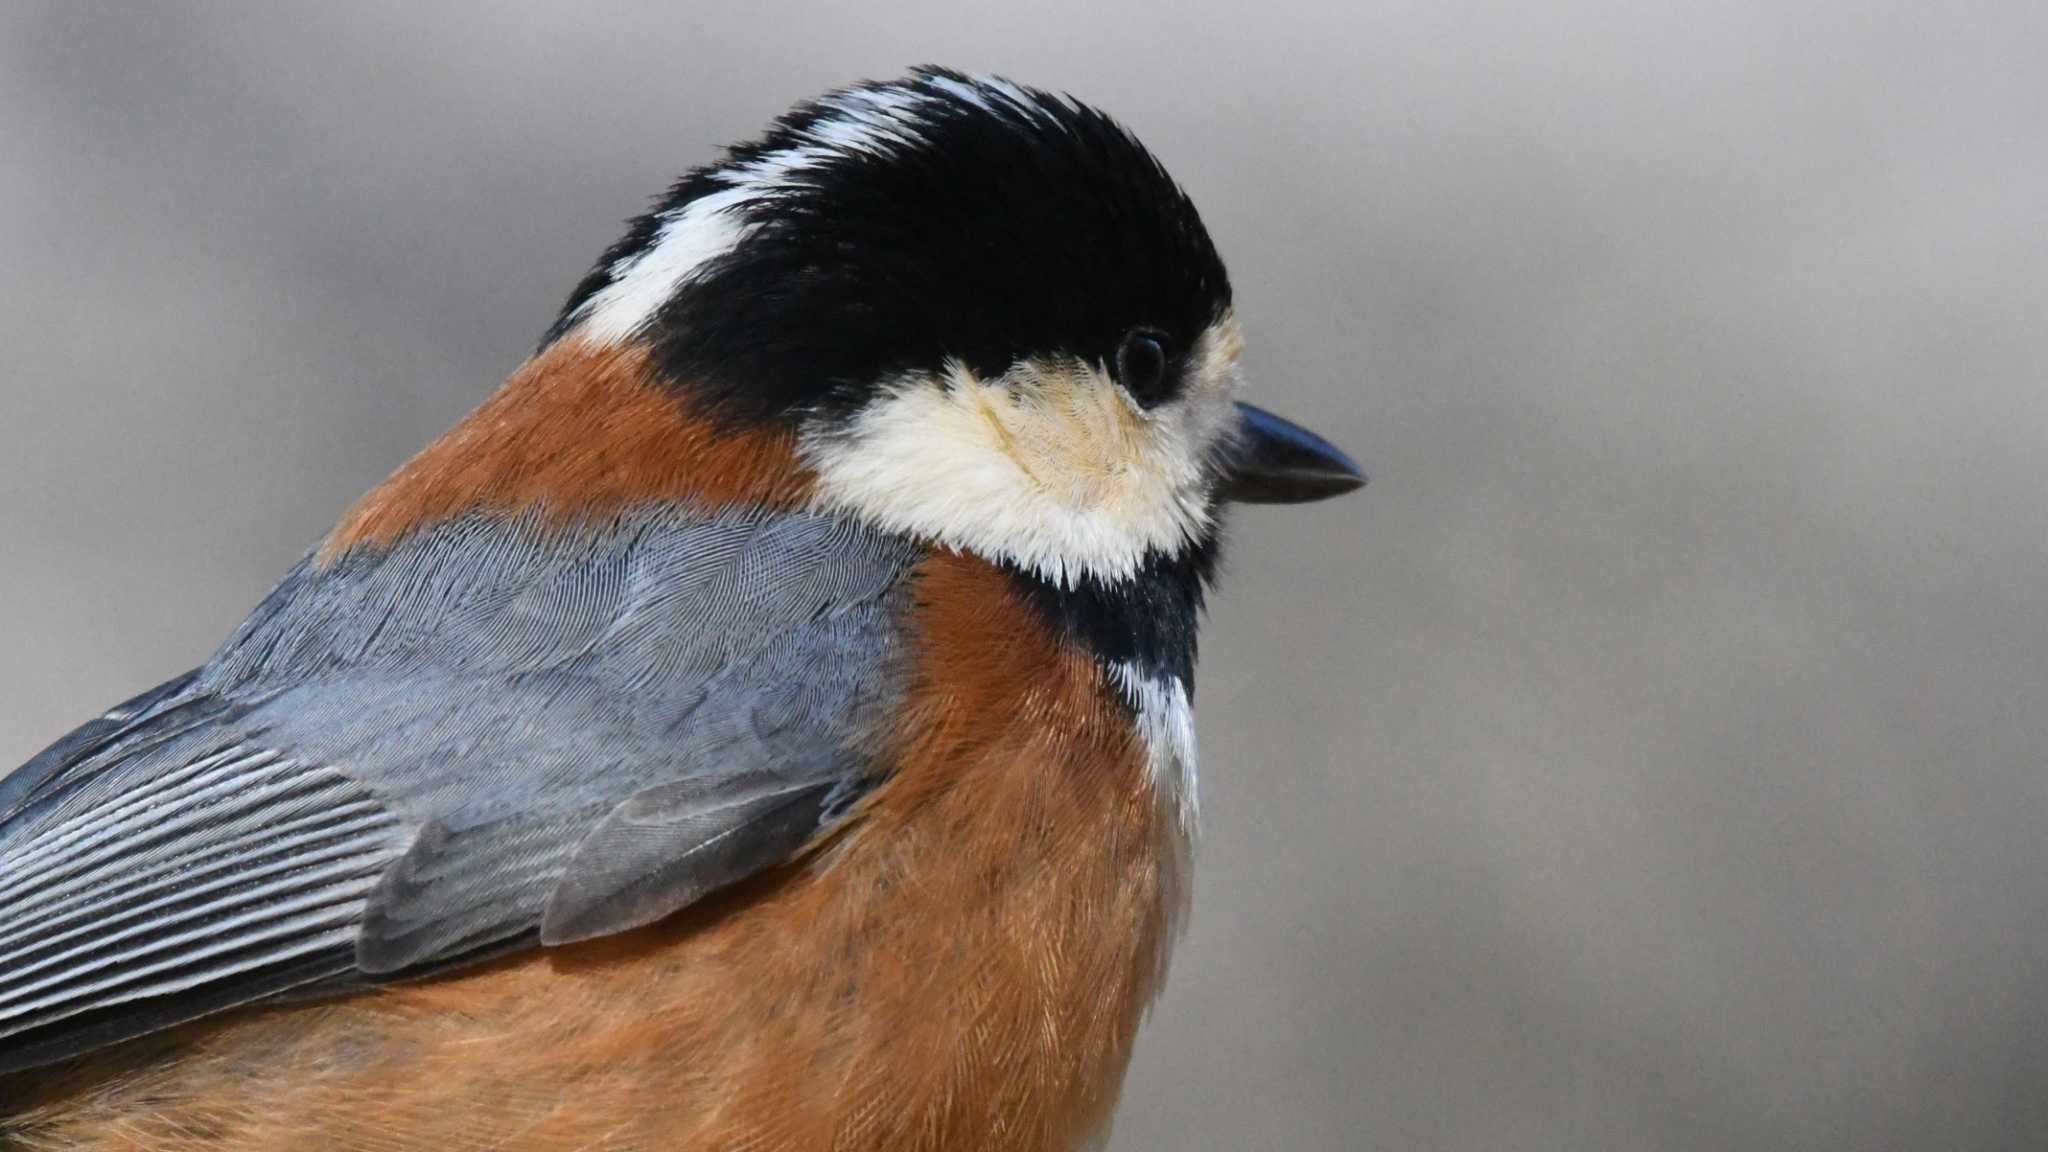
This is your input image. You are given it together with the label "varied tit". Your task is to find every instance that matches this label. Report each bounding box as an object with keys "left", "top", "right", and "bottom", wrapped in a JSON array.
[{"left": 0, "top": 67, "right": 1364, "bottom": 1152}]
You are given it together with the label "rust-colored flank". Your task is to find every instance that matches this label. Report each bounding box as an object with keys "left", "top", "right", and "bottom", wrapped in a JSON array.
[{"left": 319, "top": 336, "right": 815, "bottom": 562}]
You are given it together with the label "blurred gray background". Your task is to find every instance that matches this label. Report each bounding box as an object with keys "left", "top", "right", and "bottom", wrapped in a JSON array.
[{"left": 3, "top": 3, "right": 2045, "bottom": 1148}]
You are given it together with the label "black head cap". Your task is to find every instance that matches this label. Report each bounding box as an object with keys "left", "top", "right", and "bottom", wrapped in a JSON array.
[{"left": 546, "top": 68, "right": 1233, "bottom": 424}]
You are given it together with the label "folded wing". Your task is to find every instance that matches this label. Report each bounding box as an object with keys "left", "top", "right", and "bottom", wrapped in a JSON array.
[{"left": 0, "top": 506, "right": 918, "bottom": 1073}]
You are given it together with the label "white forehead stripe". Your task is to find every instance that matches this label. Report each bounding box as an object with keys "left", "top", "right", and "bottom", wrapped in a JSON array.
[
  {"left": 568, "top": 79, "right": 1020, "bottom": 345},
  {"left": 1112, "top": 662, "right": 1199, "bottom": 832}
]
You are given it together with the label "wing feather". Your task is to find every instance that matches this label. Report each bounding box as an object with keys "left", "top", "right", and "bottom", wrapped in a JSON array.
[
  {"left": 539, "top": 771, "right": 846, "bottom": 946},
  {"left": 0, "top": 505, "right": 916, "bottom": 1073}
]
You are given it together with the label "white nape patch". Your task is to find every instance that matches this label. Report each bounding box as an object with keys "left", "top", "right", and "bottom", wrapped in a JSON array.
[
  {"left": 922, "top": 72, "right": 1068, "bottom": 123},
  {"left": 569, "top": 81, "right": 999, "bottom": 344},
  {"left": 801, "top": 318, "right": 1244, "bottom": 588},
  {"left": 568, "top": 85, "right": 935, "bottom": 345},
  {"left": 573, "top": 187, "right": 754, "bottom": 345},
  {"left": 1111, "top": 662, "right": 1200, "bottom": 833}
]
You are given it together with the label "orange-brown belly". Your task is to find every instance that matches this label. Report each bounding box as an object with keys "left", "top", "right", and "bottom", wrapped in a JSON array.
[{"left": 3, "top": 807, "right": 1173, "bottom": 1150}]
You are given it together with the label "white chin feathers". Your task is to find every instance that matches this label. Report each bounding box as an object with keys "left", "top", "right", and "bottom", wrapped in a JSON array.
[{"left": 799, "top": 351, "right": 1238, "bottom": 588}]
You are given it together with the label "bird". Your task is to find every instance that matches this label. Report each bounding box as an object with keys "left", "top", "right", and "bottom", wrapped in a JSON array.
[{"left": 0, "top": 67, "right": 1363, "bottom": 1151}]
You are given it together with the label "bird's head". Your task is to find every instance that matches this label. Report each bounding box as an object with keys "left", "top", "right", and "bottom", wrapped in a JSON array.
[{"left": 542, "top": 67, "right": 1362, "bottom": 591}]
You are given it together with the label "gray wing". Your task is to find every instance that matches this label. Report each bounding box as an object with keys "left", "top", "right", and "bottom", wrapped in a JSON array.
[{"left": 0, "top": 506, "right": 918, "bottom": 1073}]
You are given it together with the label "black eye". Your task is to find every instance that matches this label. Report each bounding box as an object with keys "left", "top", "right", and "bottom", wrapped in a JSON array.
[{"left": 1115, "top": 328, "right": 1173, "bottom": 406}]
